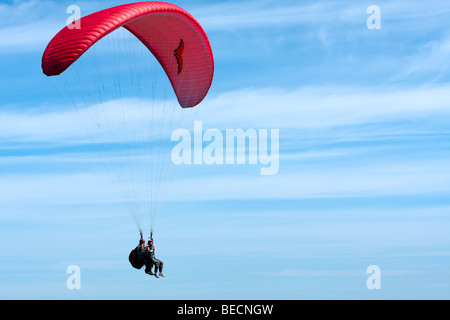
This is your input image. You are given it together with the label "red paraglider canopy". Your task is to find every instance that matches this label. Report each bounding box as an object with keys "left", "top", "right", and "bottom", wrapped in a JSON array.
[{"left": 42, "top": 1, "right": 214, "bottom": 108}]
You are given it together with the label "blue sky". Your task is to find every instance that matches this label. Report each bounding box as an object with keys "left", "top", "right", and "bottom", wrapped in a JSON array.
[{"left": 0, "top": 0, "right": 449, "bottom": 299}]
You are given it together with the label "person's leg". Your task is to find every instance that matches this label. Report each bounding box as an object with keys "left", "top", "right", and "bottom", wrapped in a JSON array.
[
  {"left": 152, "top": 258, "right": 160, "bottom": 274},
  {"left": 144, "top": 261, "right": 153, "bottom": 275},
  {"left": 155, "top": 259, "right": 165, "bottom": 276}
]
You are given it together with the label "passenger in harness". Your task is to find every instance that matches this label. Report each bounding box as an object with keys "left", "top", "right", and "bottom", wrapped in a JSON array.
[{"left": 145, "top": 238, "right": 165, "bottom": 278}]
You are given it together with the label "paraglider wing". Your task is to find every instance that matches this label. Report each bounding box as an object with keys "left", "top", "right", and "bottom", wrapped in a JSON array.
[{"left": 41, "top": 1, "right": 214, "bottom": 108}]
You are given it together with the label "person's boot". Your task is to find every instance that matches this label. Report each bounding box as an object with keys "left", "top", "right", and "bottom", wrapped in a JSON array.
[{"left": 145, "top": 269, "right": 154, "bottom": 276}]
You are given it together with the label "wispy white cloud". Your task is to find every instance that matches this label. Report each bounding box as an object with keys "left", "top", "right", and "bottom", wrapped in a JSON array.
[
  {"left": 256, "top": 268, "right": 430, "bottom": 277},
  {"left": 0, "top": 83, "right": 447, "bottom": 208},
  {"left": 3, "top": 0, "right": 450, "bottom": 53},
  {"left": 0, "top": 0, "right": 119, "bottom": 52},
  {"left": 167, "top": 159, "right": 450, "bottom": 201},
  {"left": 0, "top": 21, "right": 60, "bottom": 51},
  {"left": 194, "top": 0, "right": 450, "bottom": 31},
  {"left": 1, "top": 84, "right": 449, "bottom": 144},
  {"left": 1, "top": 155, "right": 448, "bottom": 205},
  {"left": 199, "top": 84, "right": 450, "bottom": 131},
  {"left": 0, "top": 172, "right": 116, "bottom": 206},
  {"left": 0, "top": 0, "right": 62, "bottom": 52},
  {"left": 0, "top": 98, "right": 183, "bottom": 144},
  {"left": 399, "top": 33, "right": 450, "bottom": 80},
  {"left": 194, "top": 1, "right": 345, "bottom": 30}
]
